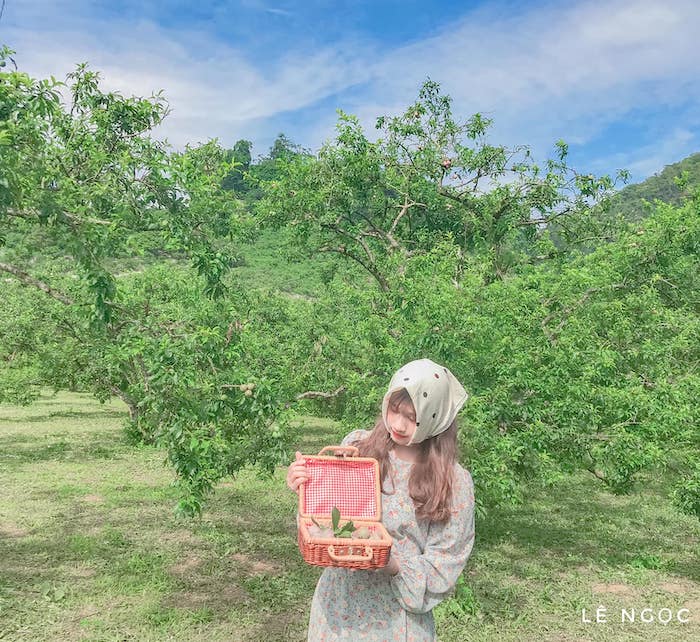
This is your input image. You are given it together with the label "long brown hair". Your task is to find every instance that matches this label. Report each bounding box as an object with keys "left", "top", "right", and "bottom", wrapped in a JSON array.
[{"left": 350, "top": 389, "right": 458, "bottom": 524}]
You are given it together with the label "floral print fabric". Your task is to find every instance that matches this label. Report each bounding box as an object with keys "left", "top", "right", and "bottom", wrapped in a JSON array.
[{"left": 306, "top": 430, "right": 476, "bottom": 641}]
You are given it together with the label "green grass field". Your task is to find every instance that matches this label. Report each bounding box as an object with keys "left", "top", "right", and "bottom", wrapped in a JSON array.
[{"left": 1, "top": 391, "right": 698, "bottom": 641}]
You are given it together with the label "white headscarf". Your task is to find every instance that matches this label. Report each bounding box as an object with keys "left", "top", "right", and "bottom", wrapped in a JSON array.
[{"left": 382, "top": 358, "right": 469, "bottom": 445}]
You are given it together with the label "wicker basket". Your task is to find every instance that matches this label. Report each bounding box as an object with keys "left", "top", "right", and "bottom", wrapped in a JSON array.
[{"left": 298, "top": 445, "right": 392, "bottom": 569}]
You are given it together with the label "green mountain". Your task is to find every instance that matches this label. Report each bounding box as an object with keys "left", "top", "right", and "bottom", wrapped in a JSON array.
[{"left": 609, "top": 151, "right": 700, "bottom": 221}]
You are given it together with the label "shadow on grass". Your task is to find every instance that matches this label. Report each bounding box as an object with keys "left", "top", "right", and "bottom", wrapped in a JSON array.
[
  {"left": 0, "top": 409, "right": 127, "bottom": 423},
  {"left": 0, "top": 473, "right": 310, "bottom": 630},
  {"left": 0, "top": 501, "right": 185, "bottom": 599},
  {"left": 291, "top": 413, "right": 351, "bottom": 457},
  {"left": 0, "top": 431, "right": 130, "bottom": 465},
  {"left": 46, "top": 408, "right": 126, "bottom": 420},
  {"left": 2, "top": 400, "right": 698, "bottom": 639},
  {"left": 476, "top": 474, "right": 700, "bottom": 584}
]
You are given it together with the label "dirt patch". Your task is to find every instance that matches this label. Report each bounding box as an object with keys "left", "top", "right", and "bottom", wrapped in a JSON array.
[
  {"left": 658, "top": 580, "right": 696, "bottom": 594},
  {"left": 249, "top": 608, "right": 306, "bottom": 641},
  {"left": 591, "top": 582, "right": 635, "bottom": 595},
  {"left": 0, "top": 524, "right": 29, "bottom": 538},
  {"left": 158, "top": 529, "right": 201, "bottom": 547},
  {"left": 230, "top": 552, "right": 283, "bottom": 575},
  {"left": 69, "top": 566, "right": 97, "bottom": 578},
  {"left": 167, "top": 590, "right": 211, "bottom": 608},
  {"left": 169, "top": 554, "right": 203, "bottom": 576},
  {"left": 684, "top": 600, "right": 700, "bottom": 623},
  {"left": 165, "top": 584, "right": 249, "bottom": 610},
  {"left": 220, "top": 585, "right": 250, "bottom": 604},
  {"left": 75, "top": 603, "right": 102, "bottom": 619},
  {"left": 81, "top": 494, "right": 104, "bottom": 503}
]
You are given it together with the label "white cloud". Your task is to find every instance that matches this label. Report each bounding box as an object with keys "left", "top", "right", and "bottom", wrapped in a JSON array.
[
  {"left": 4, "top": 0, "right": 700, "bottom": 178},
  {"left": 5, "top": 6, "right": 371, "bottom": 149},
  {"left": 314, "top": 0, "right": 700, "bottom": 178},
  {"left": 367, "top": 0, "right": 699, "bottom": 108},
  {"left": 589, "top": 126, "right": 698, "bottom": 180}
]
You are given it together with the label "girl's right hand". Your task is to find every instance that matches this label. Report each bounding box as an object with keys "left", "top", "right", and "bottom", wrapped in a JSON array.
[{"left": 286, "top": 451, "right": 309, "bottom": 494}]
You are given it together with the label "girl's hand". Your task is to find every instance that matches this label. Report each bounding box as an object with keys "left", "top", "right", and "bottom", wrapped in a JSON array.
[
  {"left": 286, "top": 451, "right": 310, "bottom": 494},
  {"left": 380, "top": 553, "right": 400, "bottom": 576}
]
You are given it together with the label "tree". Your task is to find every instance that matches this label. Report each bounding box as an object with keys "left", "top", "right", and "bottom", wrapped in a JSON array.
[
  {"left": 0, "top": 49, "right": 289, "bottom": 515},
  {"left": 273, "top": 197, "right": 699, "bottom": 519},
  {"left": 4, "top": 56, "right": 697, "bottom": 523},
  {"left": 269, "top": 132, "right": 304, "bottom": 161},
  {"left": 0, "top": 48, "right": 249, "bottom": 314},
  {"left": 222, "top": 139, "right": 252, "bottom": 193},
  {"left": 257, "top": 80, "right": 629, "bottom": 295},
  {"left": 252, "top": 81, "right": 698, "bottom": 520},
  {"left": 246, "top": 133, "right": 310, "bottom": 194}
]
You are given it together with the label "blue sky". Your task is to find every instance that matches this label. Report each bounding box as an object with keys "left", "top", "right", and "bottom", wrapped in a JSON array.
[{"left": 3, "top": 0, "right": 700, "bottom": 183}]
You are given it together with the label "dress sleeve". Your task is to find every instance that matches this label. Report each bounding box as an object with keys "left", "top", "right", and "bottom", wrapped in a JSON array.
[{"left": 389, "top": 467, "right": 475, "bottom": 614}]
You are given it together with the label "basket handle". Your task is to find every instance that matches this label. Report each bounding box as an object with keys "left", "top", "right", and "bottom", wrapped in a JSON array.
[
  {"left": 327, "top": 545, "right": 373, "bottom": 562},
  {"left": 318, "top": 445, "right": 359, "bottom": 457}
]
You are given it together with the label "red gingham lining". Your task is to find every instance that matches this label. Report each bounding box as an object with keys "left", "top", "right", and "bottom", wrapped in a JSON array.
[{"left": 302, "top": 457, "right": 378, "bottom": 520}]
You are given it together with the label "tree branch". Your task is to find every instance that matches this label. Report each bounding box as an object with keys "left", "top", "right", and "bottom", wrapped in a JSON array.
[
  {"left": 389, "top": 195, "right": 425, "bottom": 236},
  {"left": 5, "top": 207, "right": 169, "bottom": 232},
  {"left": 321, "top": 222, "right": 377, "bottom": 266},
  {"left": 518, "top": 206, "right": 575, "bottom": 227},
  {"left": 0, "top": 262, "right": 74, "bottom": 305},
  {"left": 296, "top": 386, "right": 346, "bottom": 400},
  {"left": 541, "top": 282, "right": 627, "bottom": 345},
  {"left": 318, "top": 245, "right": 389, "bottom": 292}
]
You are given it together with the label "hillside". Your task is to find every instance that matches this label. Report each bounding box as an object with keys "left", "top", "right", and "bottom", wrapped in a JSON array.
[{"left": 608, "top": 151, "right": 700, "bottom": 221}]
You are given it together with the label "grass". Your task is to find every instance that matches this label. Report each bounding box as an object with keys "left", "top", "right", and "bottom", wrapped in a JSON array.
[
  {"left": 98, "top": 226, "right": 371, "bottom": 299},
  {"left": 1, "top": 392, "right": 699, "bottom": 641}
]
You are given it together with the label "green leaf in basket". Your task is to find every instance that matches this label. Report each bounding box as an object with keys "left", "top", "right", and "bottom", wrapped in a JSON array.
[
  {"left": 331, "top": 506, "right": 340, "bottom": 531},
  {"left": 337, "top": 521, "right": 355, "bottom": 536},
  {"left": 311, "top": 516, "right": 322, "bottom": 529}
]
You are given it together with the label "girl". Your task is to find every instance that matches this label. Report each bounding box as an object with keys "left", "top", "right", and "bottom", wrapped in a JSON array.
[{"left": 286, "top": 358, "right": 476, "bottom": 641}]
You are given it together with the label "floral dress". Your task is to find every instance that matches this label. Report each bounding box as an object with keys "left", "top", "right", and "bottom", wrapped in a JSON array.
[{"left": 306, "top": 430, "right": 476, "bottom": 641}]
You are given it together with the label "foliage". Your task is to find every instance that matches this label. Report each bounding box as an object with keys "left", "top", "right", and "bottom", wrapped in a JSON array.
[
  {"left": 0, "top": 280, "right": 69, "bottom": 405},
  {"left": 249, "top": 80, "right": 698, "bottom": 519},
  {"left": 257, "top": 80, "right": 629, "bottom": 293},
  {"left": 0, "top": 261, "right": 303, "bottom": 515},
  {"left": 249, "top": 197, "right": 699, "bottom": 518},
  {"left": 221, "top": 139, "right": 252, "bottom": 193},
  {"left": 330, "top": 506, "right": 355, "bottom": 537},
  {"left": 2, "top": 56, "right": 698, "bottom": 522},
  {"left": 244, "top": 134, "right": 310, "bottom": 204},
  {"left": 0, "top": 50, "right": 286, "bottom": 515},
  {"left": 607, "top": 151, "right": 700, "bottom": 222},
  {"left": 0, "top": 46, "right": 250, "bottom": 320}
]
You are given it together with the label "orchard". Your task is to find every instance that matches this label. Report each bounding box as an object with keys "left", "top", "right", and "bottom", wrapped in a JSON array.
[{"left": 1, "top": 48, "right": 698, "bottom": 521}]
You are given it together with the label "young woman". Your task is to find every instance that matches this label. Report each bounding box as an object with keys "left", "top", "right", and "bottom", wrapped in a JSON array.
[{"left": 287, "top": 358, "right": 476, "bottom": 641}]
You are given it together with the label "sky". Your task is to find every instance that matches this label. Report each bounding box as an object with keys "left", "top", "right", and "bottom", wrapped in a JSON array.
[{"left": 2, "top": 0, "right": 700, "bottom": 184}]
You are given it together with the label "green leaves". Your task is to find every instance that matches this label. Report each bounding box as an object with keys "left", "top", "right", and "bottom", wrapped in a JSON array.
[
  {"left": 1, "top": 54, "right": 246, "bottom": 328},
  {"left": 331, "top": 505, "right": 340, "bottom": 531},
  {"left": 2, "top": 57, "right": 698, "bottom": 525},
  {"left": 257, "top": 79, "right": 625, "bottom": 299},
  {"left": 330, "top": 506, "right": 355, "bottom": 538},
  {"left": 0, "top": 55, "right": 286, "bottom": 518}
]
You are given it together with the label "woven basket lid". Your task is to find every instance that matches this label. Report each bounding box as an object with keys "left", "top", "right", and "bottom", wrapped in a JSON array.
[{"left": 299, "top": 452, "right": 381, "bottom": 522}]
